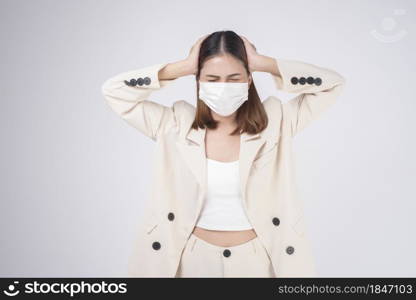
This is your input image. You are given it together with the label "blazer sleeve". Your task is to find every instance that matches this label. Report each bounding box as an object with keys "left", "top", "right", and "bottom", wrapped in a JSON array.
[
  {"left": 271, "top": 59, "right": 346, "bottom": 137},
  {"left": 101, "top": 62, "right": 178, "bottom": 141}
]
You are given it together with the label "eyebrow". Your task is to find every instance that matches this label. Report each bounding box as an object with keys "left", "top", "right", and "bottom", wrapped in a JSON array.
[{"left": 205, "top": 73, "right": 242, "bottom": 78}]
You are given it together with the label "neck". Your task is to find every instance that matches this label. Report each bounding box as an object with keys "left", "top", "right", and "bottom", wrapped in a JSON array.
[{"left": 212, "top": 111, "right": 237, "bottom": 127}]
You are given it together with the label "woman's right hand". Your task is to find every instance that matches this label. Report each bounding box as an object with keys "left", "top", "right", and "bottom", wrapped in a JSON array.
[{"left": 185, "top": 34, "right": 209, "bottom": 75}]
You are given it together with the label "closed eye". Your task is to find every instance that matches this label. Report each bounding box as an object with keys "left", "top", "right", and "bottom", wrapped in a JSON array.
[{"left": 208, "top": 79, "right": 240, "bottom": 82}]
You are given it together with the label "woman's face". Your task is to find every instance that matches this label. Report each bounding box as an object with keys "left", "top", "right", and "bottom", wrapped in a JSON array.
[
  {"left": 198, "top": 54, "right": 252, "bottom": 123},
  {"left": 199, "top": 54, "right": 252, "bottom": 85}
]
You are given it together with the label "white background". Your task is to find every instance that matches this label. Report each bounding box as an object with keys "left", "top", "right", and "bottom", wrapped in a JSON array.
[{"left": 0, "top": 0, "right": 414, "bottom": 276}]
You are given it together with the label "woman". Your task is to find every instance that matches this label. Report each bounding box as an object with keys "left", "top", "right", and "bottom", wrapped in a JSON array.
[{"left": 101, "top": 30, "right": 345, "bottom": 277}]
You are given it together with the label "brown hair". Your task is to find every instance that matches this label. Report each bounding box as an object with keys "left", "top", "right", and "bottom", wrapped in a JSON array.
[{"left": 191, "top": 30, "right": 268, "bottom": 136}]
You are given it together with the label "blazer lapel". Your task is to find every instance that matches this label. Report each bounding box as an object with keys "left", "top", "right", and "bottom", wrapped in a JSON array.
[
  {"left": 175, "top": 125, "right": 207, "bottom": 191},
  {"left": 239, "top": 131, "right": 266, "bottom": 201}
]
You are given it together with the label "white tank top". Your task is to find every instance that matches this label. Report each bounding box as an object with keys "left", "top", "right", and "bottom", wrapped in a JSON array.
[{"left": 195, "top": 158, "right": 253, "bottom": 231}]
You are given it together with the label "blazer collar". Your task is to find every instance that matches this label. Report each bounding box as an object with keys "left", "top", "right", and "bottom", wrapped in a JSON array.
[{"left": 185, "top": 125, "right": 261, "bottom": 146}]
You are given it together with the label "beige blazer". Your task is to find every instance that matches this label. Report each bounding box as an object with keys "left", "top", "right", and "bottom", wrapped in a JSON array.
[{"left": 101, "top": 58, "right": 345, "bottom": 277}]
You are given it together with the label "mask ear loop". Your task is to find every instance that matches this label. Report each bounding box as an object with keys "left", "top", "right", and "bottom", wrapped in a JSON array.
[{"left": 248, "top": 73, "right": 253, "bottom": 86}]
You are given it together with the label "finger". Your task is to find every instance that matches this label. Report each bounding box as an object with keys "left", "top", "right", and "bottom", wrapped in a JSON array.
[
  {"left": 241, "top": 36, "right": 254, "bottom": 50},
  {"left": 198, "top": 34, "right": 209, "bottom": 42},
  {"left": 241, "top": 35, "right": 249, "bottom": 44}
]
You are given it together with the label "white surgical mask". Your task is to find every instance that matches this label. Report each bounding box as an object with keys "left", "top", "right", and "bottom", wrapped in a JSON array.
[{"left": 198, "top": 81, "right": 249, "bottom": 116}]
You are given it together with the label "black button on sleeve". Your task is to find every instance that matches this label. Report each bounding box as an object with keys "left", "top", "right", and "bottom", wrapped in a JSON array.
[
  {"left": 272, "top": 217, "right": 280, "bottom": 226},
  {"left": 137, "top": 78, "right": 144, "bottom": 86},
  {"left": 129, "top": 78, "right": 137, "bottom": 86},
  {"left": 299, "top": 77, "right": 306, "bottom": 85},
  {"left": 152, "top": 241, "right": 161, "bottom": 250},
  {"left": 223, "top": 249, "right": 231, "bottom": 257},
  {"left": 168, "top": 212, "right": 174, "bottom": 221},
  {"left": 314, "top": 77, "right": 322, "bottom": 86},
  {"left": 306, "top": 76, "right": 314, "bottom": 84},
  {"left": 286, "top": 246, "right": 294, "bottom": 255},
  {"left": 290, "top": 77, "right": 298, "bottom": 85},
  {"left": 143, "top": 77, "right": 151, "bottom": 85}
]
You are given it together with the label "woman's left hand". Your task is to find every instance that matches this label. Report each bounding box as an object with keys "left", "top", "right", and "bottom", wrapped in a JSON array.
[{"left": 240, "top": 35, "right": 262, "bottom": 72}]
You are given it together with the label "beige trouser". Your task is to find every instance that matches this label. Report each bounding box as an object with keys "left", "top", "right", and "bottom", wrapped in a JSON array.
[{"left": 176, "top": 233, "right": 276, "bottom": 278}]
